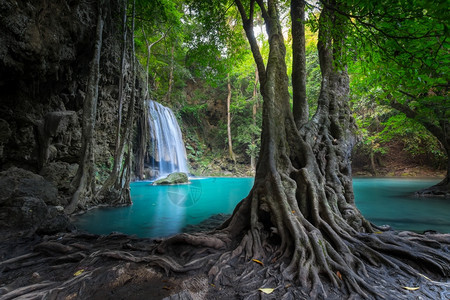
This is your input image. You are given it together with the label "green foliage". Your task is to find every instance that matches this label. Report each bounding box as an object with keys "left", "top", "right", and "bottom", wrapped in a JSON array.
[
  {"left": 380, "top": 115, "right": 445, "bottom": 164},
  {"left": 130, "top": 0, "right": 447, "bottom": 174},
  {"left": 178, "top": 103, "right": 208, "bottom": 124},
  {"left": 305, "top": 46, "right": 321, "bottom": 115},
  {"left": 346, "top": 0, "right": 449, "bottom": 168}
]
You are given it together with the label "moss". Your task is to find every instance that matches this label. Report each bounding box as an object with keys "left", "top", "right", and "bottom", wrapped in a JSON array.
[{"left": 153, "top": 172, "right": 189, "bottom": 185}]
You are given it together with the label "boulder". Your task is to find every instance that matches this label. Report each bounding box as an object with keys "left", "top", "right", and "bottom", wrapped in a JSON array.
[
  {"left": 0, "top": 167, "right": 59, "bottom": 206},
  {"left": 0, "top": 167, "right": 73, "bottom": 235},
  {"left": 153, "top": 172, "right": 189, "bottom": 185},
  {"left": 40, "top": 162, "right": 78, "bottom": 193}
]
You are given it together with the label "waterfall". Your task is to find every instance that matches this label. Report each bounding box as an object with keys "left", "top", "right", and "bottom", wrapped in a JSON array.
[{"left": 147, "top": 100, "right": 189, "bottom": 178}]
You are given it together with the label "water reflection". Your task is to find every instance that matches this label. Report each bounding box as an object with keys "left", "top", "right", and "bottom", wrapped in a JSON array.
[{"left": 167, "top": 180, "right": 202, "bottom": 207}]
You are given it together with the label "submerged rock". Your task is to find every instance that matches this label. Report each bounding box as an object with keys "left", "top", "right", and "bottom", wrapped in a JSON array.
[
  {"left": 153, "top": 172, "right": 189, "bottom": 185},
  {"left": 182, "top": 213, "right": 230, "bottom": 233}
]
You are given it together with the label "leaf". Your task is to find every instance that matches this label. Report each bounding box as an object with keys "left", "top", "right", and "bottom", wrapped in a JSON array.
[
  {"left": 402, "top": 286, "right": 420, "bottom": 291},
  {"left": 374, "top": 231, "right": 383, "bottom": 234},
  {"left": 336, "top": 271, "right": 342, "bottom": 280},
  {"left": 252, "top": 259, "right": 264, "bottom": 266},
  {"left": 73, "top": 269, "right": 84, "bottom": 276},
  {"left": 259, "top": 288, "right": 275, "bottom": 294}
]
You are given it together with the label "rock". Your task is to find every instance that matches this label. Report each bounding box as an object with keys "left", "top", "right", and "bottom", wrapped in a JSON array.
[
  {"left": 37, "top": 205, "right": 74, "bottom": 235},
  {"left": 163, "top": 290, "right": 194, "bottom": 300},
  {"left": 0, "top": 167, "right": 72, "bottom": 234},
  {"left": 0, "top": 167, "right": 59, "bottom": 206},
  {"left": 0, "top": 118, "right": 11, "bottom": 159},
  {"left": 182, "top": 214, "right": 230, "bottom": 233},
  {"left": 40, "top": 162, "right": 78, "bottom": 192},
  {"left": 153, "top": 172, "right": 189, "bottom": 185},
  {"left": 4, "top": 196, "right": 48, "bottom": 229}
]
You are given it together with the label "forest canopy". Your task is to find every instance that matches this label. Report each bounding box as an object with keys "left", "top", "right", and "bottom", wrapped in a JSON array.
[{"left": 131, "top": 0, "right": 448, "bottom": 185}]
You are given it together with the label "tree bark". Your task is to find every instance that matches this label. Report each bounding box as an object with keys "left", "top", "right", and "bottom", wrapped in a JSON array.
[
  {"left": 142, "top": 29, "right": 166, "bottom": 99},
  {"left": 96, "top": 0, "right": 137, "bottom": 204},
  {"left": 291, "top": 0, "right": 308, "bottom": 128},
  {"left": 226, "top": 73, "right": 236, "bottom": 162},
  {"left": 66, "top": 3, "right": 104, "bottom": 214},
  {"left": 166, "top": 45, "right": 175, "bottom": 103},
  {"left": 250, "top": 68, "right": 259, "bottom": 171},
  {"left": 114, "top": 0, "right": 127, "bottom": 162}
]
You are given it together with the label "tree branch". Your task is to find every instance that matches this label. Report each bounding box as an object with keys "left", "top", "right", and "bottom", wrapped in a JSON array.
[
  {"left": 388, "top": 95, "right": 446, "bottom": 146},
  {"left": 234, "top": 0, "right": 266, "bottom": 85}
]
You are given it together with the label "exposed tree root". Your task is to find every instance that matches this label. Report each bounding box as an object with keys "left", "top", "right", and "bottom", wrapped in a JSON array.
[
  {"left": 416, "top": 176, "right": 450, "bottom": 198},
  {"left": 0, "top": 227, "right": 448, "bottom": 299}
]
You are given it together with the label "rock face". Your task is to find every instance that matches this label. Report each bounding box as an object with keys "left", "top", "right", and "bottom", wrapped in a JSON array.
[
  {"left": 0, "top": 167, "right": 73, "bottom": 235},
  {"left": 153, "top": 172, "right": 190, "bottom": 185},
  {"left": 0, "top": 0, "right": 121, "bottom": 171},
  {"left": 0, "top": 0, "right": 141, "bottom": 214}
]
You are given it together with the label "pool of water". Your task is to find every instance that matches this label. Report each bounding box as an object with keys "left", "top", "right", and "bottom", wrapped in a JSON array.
[
  {"left": 72, "top": 177, "right": 449, "bottom": 237},
  {"left": 353, "top": 178, "right": 448, "bottom": 233}
]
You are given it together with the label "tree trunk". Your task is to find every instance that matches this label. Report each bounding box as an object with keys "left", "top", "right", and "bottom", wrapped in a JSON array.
[
  {"left": 227, "top": 73, "right": 236, "bottom": 162},
  {"left": 369, "top": 149, "right": 378, "bottom": 176},
  {"left": 250, "top": 68, "right": 259, "bottom": 171},
  {"left": 135, "top": 106, "right": 148, "bottom": 180},
  {"left": 291, "top": 0, "right": 308, "bottom": 128},
  {"left": 142, "top": 29, "right": 166, "bottom": 99},
  {"left": 96, "top": 0, "right": 137, "bottom": 204},
  {"left": 65, "top": 3, "right": 104, "bottom": 214},
  {"left": 166, "top": 45, "right": 175, "bottom": 103},
  {"left": 114, "top": 0, "right": 127, "bottom": 161},
  {"left": 97, "top": 0, "right": 128, "bottom": 200}
]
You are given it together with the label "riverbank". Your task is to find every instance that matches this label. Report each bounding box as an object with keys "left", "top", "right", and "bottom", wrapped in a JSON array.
[{"left": 191, "top": 160, "right": 446, "bottom": 179}]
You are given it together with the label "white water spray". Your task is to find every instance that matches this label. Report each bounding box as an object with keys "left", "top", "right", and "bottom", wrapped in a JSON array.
[{"left": 148, "top": 100, "right": 189, "bottom": 178}]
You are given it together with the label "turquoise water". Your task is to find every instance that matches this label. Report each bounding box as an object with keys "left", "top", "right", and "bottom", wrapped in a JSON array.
[
  {"left": 353, "top": 178, "right": 449, "bottom": 233},
  {"left": 73, "top": 177, "right": 254, "bottom": 237},
  {"left": 72, "top": 177, "right": 449, "bottom": 237}
]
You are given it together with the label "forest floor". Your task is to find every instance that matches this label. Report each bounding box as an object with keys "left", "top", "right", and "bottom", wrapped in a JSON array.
[
  {"left": 192, "top": 156, "right": 445, "bottom": 179},
  {"left": 1, "top": 227, "right": 449, "bottom": 300}
]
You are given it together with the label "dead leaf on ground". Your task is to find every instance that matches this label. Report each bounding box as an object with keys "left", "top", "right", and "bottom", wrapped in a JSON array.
[
  {"left": 259, "top": 288, "right": 275, "bottom": 294},
  {"left": 402, "top": 286, "right": 419, "bottom": 291},
  {"left": 336, "top": 271, "right": 342, "bottom": 280},
  {"left": 252, "top": 259, "right": 264, "bottom": 266},
  {"left": 73, "top": 269, "right": 84, "bottom": 276}
]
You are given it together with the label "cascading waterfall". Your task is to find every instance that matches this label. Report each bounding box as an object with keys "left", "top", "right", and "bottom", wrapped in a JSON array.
[{"left": 147, "top": 100, "right": 189, "bottom": 178}]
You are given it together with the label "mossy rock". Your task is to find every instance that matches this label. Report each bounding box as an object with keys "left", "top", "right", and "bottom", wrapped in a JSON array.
[{"left": 153, "top": 172, "right": 189, "bottom": 185}]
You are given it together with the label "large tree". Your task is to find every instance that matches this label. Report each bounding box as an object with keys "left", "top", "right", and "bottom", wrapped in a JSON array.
[{"left": 153, "top": 0, "right": 449, "bottom": 298}]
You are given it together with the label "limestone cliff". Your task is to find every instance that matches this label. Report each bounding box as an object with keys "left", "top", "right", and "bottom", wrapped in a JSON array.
[{"left": 0, "top": 0, "right": 142, "bottom": 224}]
